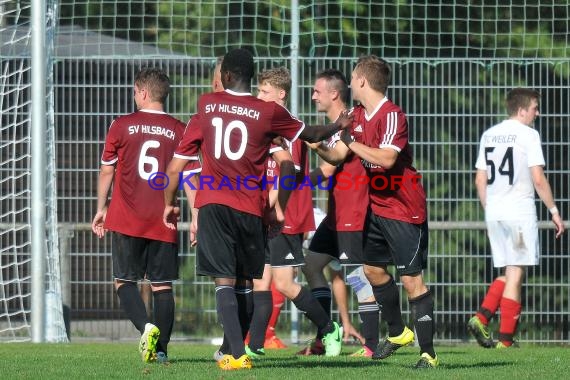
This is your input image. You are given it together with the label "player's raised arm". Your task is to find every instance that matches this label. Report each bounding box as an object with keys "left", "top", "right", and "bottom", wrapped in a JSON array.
[
  {"left": 299, "top": 110, "right": 353, "bottom": 143},
  {"left": 309, "top": 137, "right": 350, "bottom": 166}
]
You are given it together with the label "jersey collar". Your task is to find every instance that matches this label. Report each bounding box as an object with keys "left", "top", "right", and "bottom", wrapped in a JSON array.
[{"left": 365, "top": 96, "right": 389, "bottom": 121}]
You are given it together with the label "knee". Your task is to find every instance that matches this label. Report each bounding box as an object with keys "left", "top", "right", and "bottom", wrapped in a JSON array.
[
  {"left": 400, "top": 274, "right": 427, "bottom": 297},
  {"left": 363, "top": 265, "right": 390, "bottom": 285},
  {"left": 273, "top": 279, "right": 296, "bottom": 299}
]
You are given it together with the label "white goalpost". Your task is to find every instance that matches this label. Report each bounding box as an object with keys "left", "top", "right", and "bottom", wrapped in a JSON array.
[{"left": 1, "top": 0, "right": 67, "bottom": 342}]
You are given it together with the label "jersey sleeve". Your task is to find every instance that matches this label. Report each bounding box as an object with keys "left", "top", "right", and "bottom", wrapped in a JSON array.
[
  {"left": 378, "top": 110, "right": 408, "bottom": 152},
  {"left": 327, "top": 131, "right": 341, "bottom": 148},
  {"left": 270, "top": 102, "right": 305, "bottom": 142},
  {"left": 100, "top": 119, "right": 120, "bottom": 165},
  {"left": 290, "top": 139, "right": 303, "bottom": 172},
  {"left": 527, "top": 130, "right": 546, "bottom": 167},
  {"left": 174, "top": 114, "right": 202, "bottom": 162}
]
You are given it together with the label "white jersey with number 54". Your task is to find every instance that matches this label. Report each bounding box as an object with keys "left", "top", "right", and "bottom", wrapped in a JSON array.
[{"left": 475, "top": 119, "right": 545, "bottom": 221}]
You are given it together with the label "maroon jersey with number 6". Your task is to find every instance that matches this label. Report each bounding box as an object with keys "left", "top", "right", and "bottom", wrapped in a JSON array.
[{"left": 101, "top": 109, "right": 187, "bottom": 243}]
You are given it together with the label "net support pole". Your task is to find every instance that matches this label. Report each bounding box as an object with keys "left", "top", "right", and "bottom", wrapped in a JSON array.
[
  {"left": 289, "top": 0, "right": 300, "bottom": 345},
  {"left": 31, "top": 0, "right": 47, "bottom": 343}
]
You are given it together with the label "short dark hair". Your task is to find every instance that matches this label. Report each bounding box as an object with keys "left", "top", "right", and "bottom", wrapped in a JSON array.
[
  {"left": 316, "top": 68, "right": 350, "bottom": 104},
  {"left": 222, "top": 48, "right": 254, "bottom": 81},
  {"left": 135, "top": 67, "right": 170, "bottom": 103},
  {"left": 506, "top": 88, "right": 540, "bottom": 117}
]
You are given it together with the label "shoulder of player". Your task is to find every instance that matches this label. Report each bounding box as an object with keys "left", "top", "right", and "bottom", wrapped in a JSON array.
[{"left": 382, "top": 100, "right": 405, "bottom": 115}]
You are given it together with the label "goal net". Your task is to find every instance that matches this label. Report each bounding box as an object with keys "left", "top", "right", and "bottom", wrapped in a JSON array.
[
  {"left": 1, "top": 0, "right": 67, "bottom": 342},
  {"left": 53, "top": 1, "right": 568, "bottom": 59}
]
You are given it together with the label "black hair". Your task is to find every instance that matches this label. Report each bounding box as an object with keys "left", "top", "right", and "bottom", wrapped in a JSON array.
[{"left": 221, "top": 48, "right": 255, "bottom": 81}]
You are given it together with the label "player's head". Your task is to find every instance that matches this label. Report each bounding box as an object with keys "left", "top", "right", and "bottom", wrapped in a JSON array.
[
  {"left": 506, "top": 88, "right": 540, "bottom": 125},
  {"left": 134, "top": 67, "right": 170, "bottom": 107},
  {"left": 221, "top": 48, "right": 255, "bottom": 88},
  {"left": 312, "top": 69, "right": 349, "bottom": 113},
  {"left": 256, "top": 67, "right": 291, "bottom": 106},
  {"left": 351, "top": 55, "right": 391, "bottom": 101},
  {"left": 212, "top": 56, "right": 224, "bottom": 92}
]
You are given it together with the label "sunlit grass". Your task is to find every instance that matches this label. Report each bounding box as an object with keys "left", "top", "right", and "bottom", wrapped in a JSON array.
[{"left": 0, "top": 342, "right": 567, "bottom": 380}]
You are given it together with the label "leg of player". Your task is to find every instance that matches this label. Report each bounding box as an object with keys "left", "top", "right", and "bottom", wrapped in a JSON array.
[
  {"left": 401, "top": 273, "right": 438, "bottom": 368},
  {"left": 115, "top": 280, "right": 159, "bottom": 363},
  {"left": 468, "top": 276, "right": 506, "bottom": 348},
  {"left": 366, "top": 265, "right": 414, "bottom": 360},
  {"left": 297, "top": 253, "right": 333, "bottom": 355},
  {"left": 496, "top": 266, "right": 524, "bottom": 348},
  {"left": 273, "top": 266, "right": 342, "bottom": 357},
  {"left": 246, "top": 264, "right": 273, "bottom": 357},
  {"left": 214, "top": 277, "right": 252, "bottom": 370},
  {"left": 151, "top": 282, "right": 174, "bottom": 364},
  {"left": 263, "top": 281, "right": 288, "bottom": 349},
  {"left": 346, "top": 266, "right": 378, "bottom": 357}
]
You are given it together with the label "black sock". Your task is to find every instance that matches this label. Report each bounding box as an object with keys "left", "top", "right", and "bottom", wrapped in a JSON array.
[
  {"left": 359, "top": 301, "right": 380, "bottom": 350},
  {"left": 372, "top": 278, "right": 404, "bottom": 337},
  {"left": 311, "top": 287, "right": 332, "bottom": 317},
  {"left": 410, "top": 290, "right": 436, "bottom": 357},
  {"left": 219, "top": 335, "right": 229, "bottom": 354},
  {"left": 117, "top": 283, "right": 148, "bottom": 333},
  {"left": 312, "top": 287, "right": 332, "bottom": 339},
  {"left": 249, "top": 291, "right": 272, "bottom": 350},
  {"left": 292, "top": 286, "right": 332, "bottom": 335},
  {"left": 235, "top": 285, "right": 253, "bottom": 340},
  {"left": 216, "top": 286, "right": 246, "bottom": 359},
  {"left": 153, "top": 289, "right": 174, "bottom": 355}
]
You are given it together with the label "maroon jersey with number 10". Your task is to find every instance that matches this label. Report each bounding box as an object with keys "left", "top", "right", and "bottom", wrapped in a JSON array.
[
  {"left": 174, "top": 89, "right": 305, "bottom": 217},
  {"left": 101, "top": 109, "right": 187, "bottom": 243}
]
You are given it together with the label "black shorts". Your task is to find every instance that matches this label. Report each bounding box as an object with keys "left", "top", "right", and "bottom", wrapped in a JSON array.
[
  {"left": 112, "top": 232, "right": 178, "bottom": 283},
  {"left": 268, "top": 233, "right": 304, "bottom": 267},
  {"left": 308, "top": 223, "right": 365, "bottom": 265},
  {"left": 196, "top": 204, "right": 266, "bottom": 280},
  {"left": 363, "top": 212, "right": 428, "bottom": 275}
]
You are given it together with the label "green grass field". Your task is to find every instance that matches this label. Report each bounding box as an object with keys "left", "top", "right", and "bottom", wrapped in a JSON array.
[{"left": 0, "top": 342, "right": 567, "bottom": 380}]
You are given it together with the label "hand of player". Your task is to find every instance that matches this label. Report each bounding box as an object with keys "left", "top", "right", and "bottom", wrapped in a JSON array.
[
  {"left": 263, "top": 206, "right": 284, "bottom": 239},
  {"left": 340, "top": 128, "right": 355, "bottom": 148},
  {"left": 163, "top": 204, "right": 180, "bottom": 230},
  {"left": 272, "top": 136, "right": 289, "bottom": 150},
  {"left": 335, "top": 109, "right": 354, "bottom": 131},
  {"left": 189, "top": 208, "right": 199, "bottom": 246},
  {"left": 91, "top": 209, "right": 108, "bottom": 238},
  {"left": 304, "top": 140, "right": 322, "bottom": 150},
  {"left": 341, "top": 321, "right": 365, "bottom": 344},
  {"left": 552, "top": 213, "right": 565, "bottom": 238}
]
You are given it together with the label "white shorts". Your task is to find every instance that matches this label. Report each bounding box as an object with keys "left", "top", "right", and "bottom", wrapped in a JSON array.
[{"left": 486, "top": 220, "right": 539, "bottom": 267}]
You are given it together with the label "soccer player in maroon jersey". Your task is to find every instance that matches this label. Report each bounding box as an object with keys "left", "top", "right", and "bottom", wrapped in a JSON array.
[
  {"left": 162, "top": 49, "right": 350, "bottom": 370},
  {"left": 246, "top": 67, "right": 344, "bottom": 358},
  {"left": 301, "top": 69, "right": 377, "bottom": 357},
  {"left": 312, "top": 56, "right": 438, "bottom": 368},
  {"left": 91, "top": 67, "right": 191, "bottom": 364}
]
